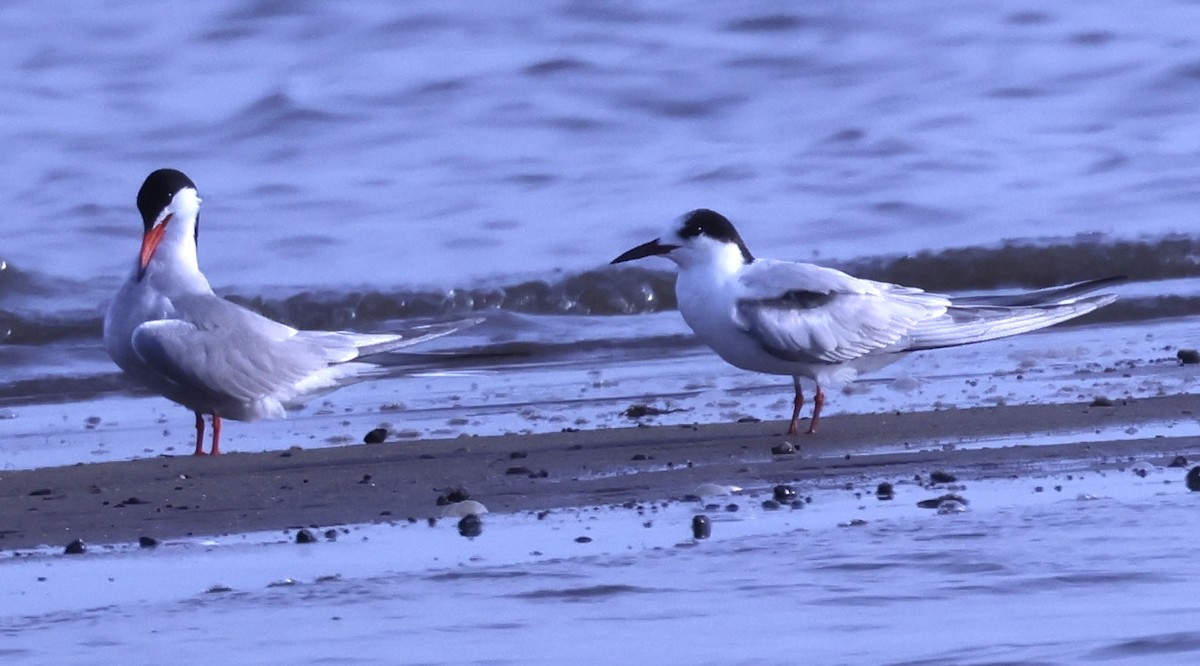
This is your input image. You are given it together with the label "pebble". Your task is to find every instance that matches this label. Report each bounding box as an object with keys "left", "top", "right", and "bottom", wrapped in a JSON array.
[
  {"left": 324, "top": 529, "right": 339, "bottom": 541},
  {"left": 771, "top": 441, "right": 796, "bottom": 455},
  {"left": 138, "top": 536, "right": 158, "bottom": 549},
  {"left": 1177, "top": 349, "right": 1200, "bottom": 365},
  {"left": 574, "top": 536, "right": 593, "bottom": 544},
  {"left": 28, "top": 488, "right": 53, "bottom": 497},
  {"left": 876, "top": 482, "right": 895, "bottom": 500},
  {"left": 457, "top": 514, "right": 483, "bottom": 538},
  {"left": 441, "top": 500, "right": 489, "bottom": 518},
  {"left": 1187, "top": 467, "right": 1200, "bottom": 492},
  {"left": 917, "top": 493, "right": 969, "bottom": 509},
  {"left": 1090, "top": 396, "right": 1114, "bottom": 407},
  {"left": 295, "top": 529, "right": 317, "bottom": 544},
  {"left": 929, "top": 470, "right": 957, "bottom": 484},
  {"left": 937, "top": 500, "right": 968, "bottom": 514},
  {"left": 63, "top": 539, "right": 86, "bottom": 555},
  {"left": 1168, "top": 455, "right": 1189, "bottom": 468},
  {"left": 505, "top": 466, "right": 532, "bottom": 476},
  {"left": 761, "top": 499, "right": 781, "bottom": 510},
  {"left": 691, "top": 515, "right": 712, "bottom": 539},
  {"left": 363, "top": 428, "right": 388, "bottom": 444}
]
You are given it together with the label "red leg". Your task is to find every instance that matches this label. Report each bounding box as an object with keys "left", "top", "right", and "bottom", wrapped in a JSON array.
[
  {"left": 210, "top": 415, "right": 222, "bottom": 456},
  {"left": 788, "top": 376, "right": 803, "bottom": 435},
  {"left": 806, "top": 386, "right": 826, "bottom": 435},
  {"left": 193, "top": 412, "right": 206, "bottom": 456}
]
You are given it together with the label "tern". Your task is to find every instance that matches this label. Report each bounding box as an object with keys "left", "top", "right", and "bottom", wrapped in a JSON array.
[
  {"left": 105, "top": 168, "right": 465, "bottom": 455},
  {"left": 612, "top": 209, "right": 1120, "bottom": 434}
]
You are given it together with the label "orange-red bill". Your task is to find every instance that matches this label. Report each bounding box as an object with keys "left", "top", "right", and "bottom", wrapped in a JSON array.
[{"left": 137, "top": 213, "right": 172, "bottom": 280}]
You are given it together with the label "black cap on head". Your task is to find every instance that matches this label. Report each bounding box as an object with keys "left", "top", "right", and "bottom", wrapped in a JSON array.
[
  {"left": 679, "top": 209, "right": 754, "bottom": 263},
  {"left": 137, "top": 169, "right": 196, "bottom": 230}
]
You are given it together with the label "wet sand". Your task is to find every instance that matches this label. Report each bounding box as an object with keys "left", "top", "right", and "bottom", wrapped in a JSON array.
[{"left": 2, "top": 394, "right": 1197, "bottom": 551}]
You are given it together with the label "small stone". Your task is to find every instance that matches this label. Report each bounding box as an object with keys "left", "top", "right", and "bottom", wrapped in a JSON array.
[
  {"left": 138, "top": 536, "right": 158, "bottom": 549},
  {"left": 724, "top": 503, "right": 739, "bottom": 512},
  {"left": 630, "top": 453, "right": 650, "bottom": 461},
  {"left": 505, "top": 466, "right": 532, "bottom": 476},
  {"left": 876, "top": 482, "right": 895, "bottom": 500},
  {"left": 761, "top": 499, "right": 781, "bottom": 510},
  {"left": 205, "top": 584, "right": 233, "bottom": 594},
  {"left": 64, "top": 539, "right": 86, "bottom": 555},
  {"left": 771, "top": 441, "right": 796, "bottom": 455},
  {"left": 772, "top": 485, "right": 797, "bottom": 502},
  {"left": 457, "top": 514, "right": 483, "bottom": 538},
  {"left": 324, "top": 529, "right": 338, "bottom": 541},
  {"left": 446, "top": 488, "right": 470, "bottom": 503},
  {"left": 574, "top": 536, "right": 593, "bottom": 544},
  {"left": 839, "top": 519, "right": 868, "bottom": 527},
  {"left": 691, "top": 515, "right": 712, "bottom": 539},
  {"left": 1177, "top": 349, "right": 1200, "bottom": 365},
  {"left": 929, "top": 470, "right": 957, "bottom": 484},
  {"left": 28, "top": 488, "right": 53, "bottom": 497},
  {"left": 295, "top": 529, "right": 317, "bottom": 544},
  {"left": 1090, "top": 396, "right": 1114, "bottom": 407},
  {"left": 623, "top": 404, "right": 672, "bottom": 419},
  {"left": 937, "top": 500, "right": 967, "bottom": 514},
  {"left": 1186, "top": 467, "right": 1200, "bottom": 492},
  {"left": 509, "top": 451, "right": 527, "bottom": 459},
  {"left": 363, "top": 428, "right": 388, "bottom": 444},
  {"left": 358, "top": 474, "right": 373, "bottom": 485},
  {"left": 1168, "top": 455, "right": 1189, "bottom": 468},
  {"left": 917, "top": 493, "right": 969, "bottom": 509},
  {"left": 441, "top": 500, "right": 489, "bottom": 518}
]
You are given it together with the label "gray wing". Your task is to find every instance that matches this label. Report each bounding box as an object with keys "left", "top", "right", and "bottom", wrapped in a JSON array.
[
  {"left": 905, "top": 292, "right": 1118, "bottom": 350},
  {"left": 735, "top": 261, "right": 950, "bottom": 364},
  {"left": 130, "top": 296, "right": 341, "bottom": 405}
]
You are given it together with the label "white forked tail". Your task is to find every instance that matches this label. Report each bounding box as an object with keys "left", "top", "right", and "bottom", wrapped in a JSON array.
[{"left": 902, "top": 288, "right": 1118, "bottom": 352}]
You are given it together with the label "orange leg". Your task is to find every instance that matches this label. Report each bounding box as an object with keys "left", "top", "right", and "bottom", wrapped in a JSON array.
[
  {"left": 806, "top": 386, "right": 826, "bottom": 435},
  {"left": 210, "top": 415, "right": 222, "bottom": 456},
  {"left": 787, "top": 376, "right": 804, "bottom": 435},
  {"left": 193, "top": 412, "right": 206, "bottom": 456}
]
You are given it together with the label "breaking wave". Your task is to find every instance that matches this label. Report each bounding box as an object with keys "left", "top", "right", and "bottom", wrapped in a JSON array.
[{"left": 1, "top": 235, "right": 1198, "bottom": 346}]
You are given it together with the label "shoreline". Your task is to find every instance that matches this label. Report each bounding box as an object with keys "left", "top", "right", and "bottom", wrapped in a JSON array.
[{"left": 2, "top": 394, "right": 1198, "bottom": 552}]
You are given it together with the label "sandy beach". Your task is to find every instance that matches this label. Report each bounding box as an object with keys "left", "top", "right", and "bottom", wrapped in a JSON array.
[{"left": 4, "top": 394, "right": 1196, "bottom": 552}]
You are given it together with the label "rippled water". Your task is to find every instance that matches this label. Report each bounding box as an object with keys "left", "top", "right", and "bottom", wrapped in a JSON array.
[
  {"left": 2, "top": 0, "right": 1200, "bottom": 403},
  {"left": 3, "top": 1, "right": 1200, "bottom": 661},
  {"left": 4, "top": 469, "right": 1200, "bottom": 665}
]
